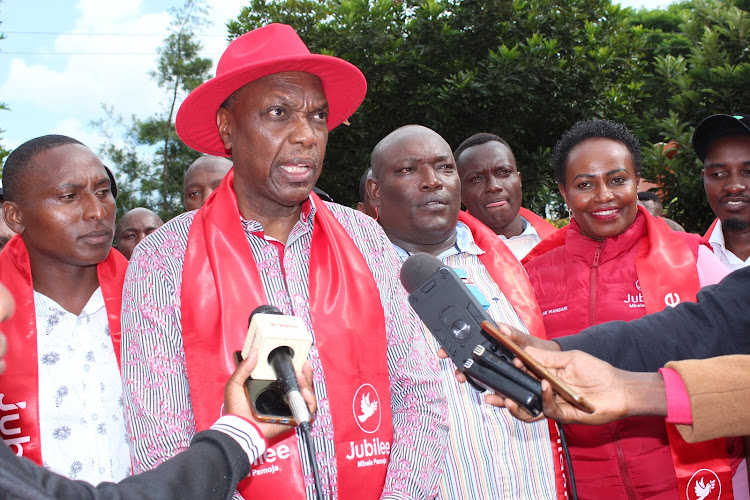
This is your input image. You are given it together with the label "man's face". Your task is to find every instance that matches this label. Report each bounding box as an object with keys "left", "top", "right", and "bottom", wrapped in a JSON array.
[
  {"left": 371, "top": 127, "right": 461, "bottom": 248},
  {"left": 458, "top": 141, "right": 522, "bottom": 235},
  {"left": 217, "top": 72, "right": 328, "bottom": 215},
  {"left": 4, "top": 144, "right": 116, "bottom": 268},
  {"left": 702, "top": 135, "right": 750, "bottom": 231},
  {"left": 183, "top": 157, "right": 232, "bottom": 211},
  {"left": 115, "top": 208, "right": 163, "bottom": 260}
]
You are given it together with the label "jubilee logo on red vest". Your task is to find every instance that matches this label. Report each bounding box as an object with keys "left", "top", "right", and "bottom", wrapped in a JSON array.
[
  {"left": 686, "top": 469, "right": 722, "bottom": 500},
  {"left": 345, "top": 384, "right": 390, "bottom": 467},
  {"left": 624, "top": 280, "right": 646, "bottom": 309}
]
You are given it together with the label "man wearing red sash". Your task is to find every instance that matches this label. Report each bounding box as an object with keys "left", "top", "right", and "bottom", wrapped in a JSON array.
[
  {"left": 693, "top": 113, "right": 750, "bottom": 271},
  {"left": 120, "top": 24, "right": 447, "bottom": 500},
  {"left": 0, "top": 135, "right": 131, "bottom": 484},
  {"left": 453, "top": 133, "right": 557, "bottom": 260},
  {"left": 367, "top": 125, "right": 567, "bottom": 499}
]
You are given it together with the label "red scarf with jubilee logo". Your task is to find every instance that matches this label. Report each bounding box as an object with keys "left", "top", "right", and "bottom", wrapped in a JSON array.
[
  {"left": 181, "top": 170, "right": 393, "bottom": 499},
  {"left": 0, "top": 235, "right": 127, "bottom": 465},
  {"left": 459, "top": 210, "right": 569, "bottom": 499},
  {"left": 519, "top": 207, "right": 557, "bottom": 240},
  {"left": 525, "top": 207, "right": 735, "bottom": 500}
]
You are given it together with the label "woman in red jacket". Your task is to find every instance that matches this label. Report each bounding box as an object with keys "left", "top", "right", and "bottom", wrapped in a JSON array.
[{"left": 523, "top": 120, "right": 747, "bottom": 500}]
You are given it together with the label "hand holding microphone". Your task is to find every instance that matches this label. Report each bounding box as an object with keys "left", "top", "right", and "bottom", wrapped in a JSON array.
[
  {"left": 238, "top": 305, "right": 314, "bottom": 426},
  {"left": 238, "top": 305, "right": 325, "bottom": 500}
]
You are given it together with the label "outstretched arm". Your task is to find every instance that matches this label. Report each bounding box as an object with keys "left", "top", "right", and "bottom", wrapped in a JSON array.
[{"left": 494, "top": 348, "right": 667, "bottom": 425}]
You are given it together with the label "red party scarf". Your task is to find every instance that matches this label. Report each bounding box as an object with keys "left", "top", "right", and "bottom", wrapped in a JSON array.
[
  {"left": 181, "top": 170, "right": 393, "bottom": 499},
  {"left": 0, "top": 235, "right": 127, "bottom": 465},
  {"left": 459, "top": 210, "right": 568, "bottom": 499},
  {"left": 459, "top": 211, "right": 547, "bottom": 340},
  {"left": 525, "top": 207, "right": 735, "bottom": 500},
  {"left": 518, "top": 207, "right": 557, "bottom": 240}
]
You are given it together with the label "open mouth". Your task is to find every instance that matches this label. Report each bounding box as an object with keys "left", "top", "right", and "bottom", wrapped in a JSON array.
[
  {"left": 589, "top": 207, "right": 621, "bottom": 220},
  {"left": 721, "top": 198, "right": 749, "bottom": 211}
]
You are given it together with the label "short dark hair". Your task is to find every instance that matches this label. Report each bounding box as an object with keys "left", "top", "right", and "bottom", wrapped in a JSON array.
[
  {"left": 358, "top": 168, "right": 372, "bottom": 203},
  {"left": 637, "top": 191, "right": 660, "bottom": 203},
  {"left": 3, "top": 135, "right": 84, "bottom": 203},
  {"left": 454, "top": 133, "right": 511, "bottom": 165},
  {"left": 553, "top": 120, "right": 641, "bottom": 184}
]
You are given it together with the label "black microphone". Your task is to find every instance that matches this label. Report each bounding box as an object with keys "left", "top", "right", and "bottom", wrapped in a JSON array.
[
  {"left": 248, "top": 305, "right": 312, "bottom": 425},
  {"left": 400, "top": 252, "right": 542, "bottom": 416}
]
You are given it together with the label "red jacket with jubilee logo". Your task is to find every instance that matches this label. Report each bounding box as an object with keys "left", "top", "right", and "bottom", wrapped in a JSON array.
[{"left": 523, "top": 213, "right": 744, "bottom": 500}]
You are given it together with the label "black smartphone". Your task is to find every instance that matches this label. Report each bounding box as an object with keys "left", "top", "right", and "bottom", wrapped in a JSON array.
[{"left": 233, "top": 351, "right": 295, "bottom": 425}]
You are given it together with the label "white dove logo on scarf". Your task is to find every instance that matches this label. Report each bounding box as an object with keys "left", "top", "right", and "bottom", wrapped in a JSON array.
[
  {"left": 358, "top": 393, "right": 378, "bottom": 422},
  {"left": 687, "top": 469, "right": 721, "bottom": 500},
  {"left": 352, "top": 383, "right": 381, "bottom": 433},
  {"left": 694, "top": 478, "right": 716, "bottom": 500}
]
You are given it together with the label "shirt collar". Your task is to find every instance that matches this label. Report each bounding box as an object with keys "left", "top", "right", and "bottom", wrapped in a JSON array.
[
  {"left": 241, "top": 197, "right": 316, "bottom": 240},
  {"left": 707, "top": 219, "right": 727, "bottom": 249},
  {"left": 392, "top": 221, "right": 483, "bottom": 260},
  {"left": 498, "top": 216, "right": 538, "bottom": 240}
]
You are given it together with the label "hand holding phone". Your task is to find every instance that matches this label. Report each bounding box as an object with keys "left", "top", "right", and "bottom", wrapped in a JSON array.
[
  {"left": 230, "top": 350, "right": 317, "bottom": 434},
  {"left": 233, "top": 351, "right": 298, "bottom": 425},
  {"left": 480, "top": 321, "right": 595, "bottom": 414}
]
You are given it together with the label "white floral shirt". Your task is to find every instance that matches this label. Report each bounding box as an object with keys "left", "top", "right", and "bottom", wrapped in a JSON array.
[{"left": 35, "top": 287, "right": 131, "bottom": 484}]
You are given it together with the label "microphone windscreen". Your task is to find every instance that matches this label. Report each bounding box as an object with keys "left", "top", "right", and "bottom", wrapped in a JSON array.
[
  {"left": 400, "top": 252, "right": 443, "bottom": 293},
  {"left": 249, "top": 304, "right": 282, "bottom": 326}
]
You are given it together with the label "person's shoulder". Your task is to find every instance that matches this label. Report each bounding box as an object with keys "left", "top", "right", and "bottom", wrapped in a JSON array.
[
  {"left": 324, "top": 202, "right": 384, "bottom": 233},
  {"left": 130, "top": 211, "right": 196, "bottom": 260}
]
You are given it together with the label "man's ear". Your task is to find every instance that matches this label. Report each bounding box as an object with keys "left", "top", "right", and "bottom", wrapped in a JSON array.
[
  {"left": 3, "top": 202, "right": 25, "bottom": 235},
  {"left": 217, "top": 108, "right": 233, "bottom": 151},
  {"left": 366, "top": 176, "right": 381, "bottom": 207}
]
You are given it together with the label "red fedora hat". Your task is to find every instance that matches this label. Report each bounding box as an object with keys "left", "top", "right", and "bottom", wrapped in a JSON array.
[{"left": 176, "top": 23, "right": 367, "bottom": 157}]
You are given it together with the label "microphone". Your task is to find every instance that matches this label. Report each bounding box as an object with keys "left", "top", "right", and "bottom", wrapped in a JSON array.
[
  {"left": 400, "top": 252, "right": 543, "bottom": 416},
  {"left": 243, "top": 305, "right": 313, "bottom": 425}
]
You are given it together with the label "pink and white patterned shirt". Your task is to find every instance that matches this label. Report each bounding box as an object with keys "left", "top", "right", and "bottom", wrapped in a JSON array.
[{"left": 120, "top": 200, "right": 448, "bottom": 500}]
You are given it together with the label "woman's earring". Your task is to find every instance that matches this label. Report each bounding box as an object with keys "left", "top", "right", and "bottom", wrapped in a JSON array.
[
  {"left": 374, "top": 205, "right": 380, "bottom": 222},
  {"left": 566, "top": 205, "right": 572, "bottom": 218}
]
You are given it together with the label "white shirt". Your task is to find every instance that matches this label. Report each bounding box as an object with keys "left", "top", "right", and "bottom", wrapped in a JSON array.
[
  {"left": 36, "top": 287, "right": 131, "bottom": 484},
  {"left": 707, "top": 219, "right": 750, "bottom": 271},
  {"left": 498, "top": 216, "right": 542, "bottom": 260}
]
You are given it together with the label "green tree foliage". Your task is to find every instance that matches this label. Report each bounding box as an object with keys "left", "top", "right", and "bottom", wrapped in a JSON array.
[
  {"left": 227, "top": 0, "right": 650, "bottom": 214},
  {"left": 635, "top": 0, "right": 750, "bottom": 232},
  {"left": 96, "top": 0, "right": 212, "bottom": 220}
]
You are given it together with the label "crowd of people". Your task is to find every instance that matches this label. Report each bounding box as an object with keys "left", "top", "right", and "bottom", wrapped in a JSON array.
[{"left": 1, "top": 22, "right": 749, "bottom": 500}]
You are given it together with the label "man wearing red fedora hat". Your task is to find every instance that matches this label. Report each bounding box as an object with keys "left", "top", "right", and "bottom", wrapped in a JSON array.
[{"left": 120, "top": 23, "right": 448, "bottom": 500}]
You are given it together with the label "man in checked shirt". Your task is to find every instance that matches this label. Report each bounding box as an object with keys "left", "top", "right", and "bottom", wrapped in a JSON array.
[{"left": 120, "top": 23, "right": 447, "bottom": 500}]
